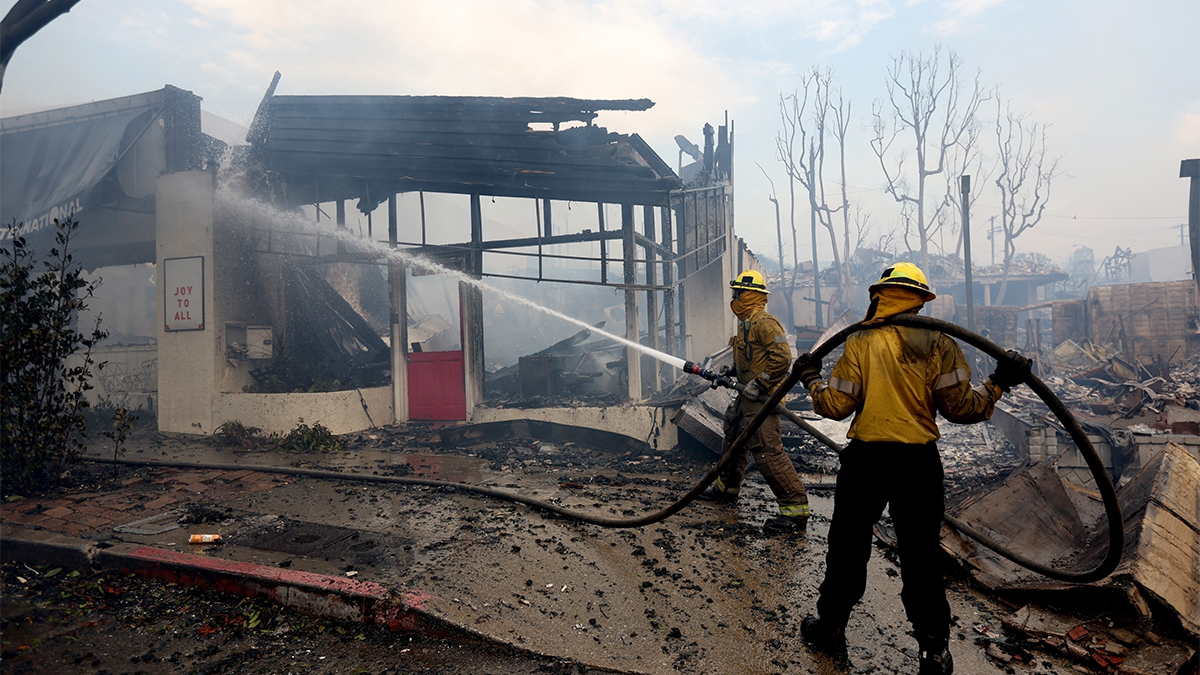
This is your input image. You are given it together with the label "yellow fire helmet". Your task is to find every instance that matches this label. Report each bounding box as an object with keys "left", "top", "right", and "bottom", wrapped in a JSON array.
[
  {"left": 729, "top": 269, "right": 769, "bottom": 294},
  {"left": 869, "top": 262, "right": 936, "bottom": 301}
]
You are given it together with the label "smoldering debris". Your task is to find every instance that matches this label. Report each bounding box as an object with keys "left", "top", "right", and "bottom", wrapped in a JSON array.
[
  {"left": 245, "top": 260, "right": 389, "bottom": 393},
  {"left": 484, "top": 324, "right": 627, "bottom": 406},
  {"left": 998, "top": 605, "right": 1195, "bottom": 674},
  {"left": 1032, "top": 337, "right": 1200, "bottom": 423}
]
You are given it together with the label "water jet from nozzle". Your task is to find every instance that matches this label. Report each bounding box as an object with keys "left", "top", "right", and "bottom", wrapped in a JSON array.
[{"left": 218, "top": 188, "right": 690, "bottom": 373}]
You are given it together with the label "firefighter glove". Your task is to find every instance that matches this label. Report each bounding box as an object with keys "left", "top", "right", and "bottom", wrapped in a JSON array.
[
  {"left": 796, "top": 352, "right": 823, "bottom": 388},
  {"left": 742, "top": 378, "right": 765, "bottom": 402},
  {"left": 989, "top": 350, "right": 1032, "bottom": 392}
]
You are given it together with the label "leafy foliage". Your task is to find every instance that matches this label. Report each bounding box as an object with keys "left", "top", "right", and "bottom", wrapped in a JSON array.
[
  {"left": 102, "top": 406, "right": 136, "bottom": 471},
  {"left": 275, "top": 418, "right": 342, "bottom": 453},
  {"left": 211, "top": 418, "right": 342, "bottom": 453},
  {"left": 1, "top": 217, "right": 108, "bottom": 495},
  {"left": 211, "top": 420, "right": 268, "bottom": 450}
]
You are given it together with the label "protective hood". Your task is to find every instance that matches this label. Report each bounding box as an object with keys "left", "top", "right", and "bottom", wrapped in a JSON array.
[
  {"left": 863, "top": 286, "right": 926, "bottom": 325},
  {"left": 731, "top": 290, "right": 768, "bottom": 320}
]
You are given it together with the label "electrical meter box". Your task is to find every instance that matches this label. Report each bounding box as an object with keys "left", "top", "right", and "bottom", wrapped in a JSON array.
[{"left": 246, "top": 326, "right": 274, "bottom": 360}]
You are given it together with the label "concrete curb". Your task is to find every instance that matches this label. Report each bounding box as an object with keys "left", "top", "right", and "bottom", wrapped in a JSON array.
[
  {"left": 2, "top": 524, "right": 449, "bottom": 636},
  {"left": 2, "top": 523, "right": 649, "bottom": 673},
  {"left": 1, "top": 524, "right": 639, "bottom": 673},
  {"left": 0, "top": 524, "right": 99, "bottom": 570}
]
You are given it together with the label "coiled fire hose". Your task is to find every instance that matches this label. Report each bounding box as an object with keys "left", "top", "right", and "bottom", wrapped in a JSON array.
[
  {"left": 94, "top": 315, "right": 1122, "bottom": 583},
  {"left": 777, "top": 314, "right": 1122, "bottom": 583}
]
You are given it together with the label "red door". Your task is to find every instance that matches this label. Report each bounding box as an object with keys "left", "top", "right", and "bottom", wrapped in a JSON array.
[{"left": 408, "top": 351, "right": 466, "bottom": 421}]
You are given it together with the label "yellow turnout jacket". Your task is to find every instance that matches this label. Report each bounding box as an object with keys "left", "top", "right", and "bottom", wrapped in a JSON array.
[
  {"left": 731, "top": 308, "right": 792, "bottom": 415},
  {"left": 809, "top": 325, "right": 1003, "bottom": 444}
]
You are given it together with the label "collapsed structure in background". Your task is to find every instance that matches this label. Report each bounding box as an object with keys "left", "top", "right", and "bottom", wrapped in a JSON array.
[{"left": 0, "top": 80, "right": 761, "bottom": 440}]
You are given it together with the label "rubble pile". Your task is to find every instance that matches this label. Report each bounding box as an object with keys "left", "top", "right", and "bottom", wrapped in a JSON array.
[
  {"left": 485, "top": 325, "right": 626, "bottom": 407},
  {"left": 1025, "top": 338, "right": 1200, "bottom": 430},
  {"left": 996, "top": 605, "right": 1195, "bottom": 675}
]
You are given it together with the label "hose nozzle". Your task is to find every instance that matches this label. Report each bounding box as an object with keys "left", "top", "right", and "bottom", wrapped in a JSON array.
[{"left": 683, "top": 361, "right": 737, "bottom": 390}]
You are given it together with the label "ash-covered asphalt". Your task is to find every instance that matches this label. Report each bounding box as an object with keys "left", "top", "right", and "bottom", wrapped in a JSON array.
[{"left": 5, "top": 421, "right": 1074, "bottom": 675}]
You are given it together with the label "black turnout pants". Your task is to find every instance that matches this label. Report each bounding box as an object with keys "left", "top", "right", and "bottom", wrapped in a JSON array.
[{"left": 816, "top": 440, "right": 951, "bottom": 646}]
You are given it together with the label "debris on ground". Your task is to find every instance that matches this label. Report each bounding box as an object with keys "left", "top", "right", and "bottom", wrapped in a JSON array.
[
  {"left": 937, "top": 443, "right": 1199, "bottom": 669},
  {"left": 0, "top": 560, "right": 588, "bottom": 675},
  {"left": 1001, "top": 605, "right": 1196, "bottom": 675}
]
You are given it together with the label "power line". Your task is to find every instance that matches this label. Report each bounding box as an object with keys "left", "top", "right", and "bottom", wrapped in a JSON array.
[{"left": 1040, "top": 214, "right": 1184, "bottom": 220}]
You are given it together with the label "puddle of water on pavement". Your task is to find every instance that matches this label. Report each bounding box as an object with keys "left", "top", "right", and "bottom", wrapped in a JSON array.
[{"left": 396, "top": 454, "right": 482, "bottom": 482}]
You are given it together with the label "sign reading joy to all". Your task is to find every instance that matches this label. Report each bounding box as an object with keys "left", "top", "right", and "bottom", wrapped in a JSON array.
[{"left": 163, "top": 256, "right": 205, "bottom": 331}]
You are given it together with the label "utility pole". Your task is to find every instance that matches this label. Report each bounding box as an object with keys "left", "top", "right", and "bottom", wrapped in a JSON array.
[
  {"left": 810, "top": 200, "right": 823, "bottom": 328},
  {"left": 769, "top": 193, "right": 793, "bottom": 328},
  {"left": 809, "top": 152, "right": 823, "bottom": 328},
  {"left": 961, "top": 176, "right": 975, "bottom": 333},
  {"left": 1182, "top": 159, "right": 1200, "bottom": 298},
  {"left": 989, "top": 215, "right": 997, "bottom": 266},
  {"left": 962, "top": 175, "right": 979, "bottom": 378}
]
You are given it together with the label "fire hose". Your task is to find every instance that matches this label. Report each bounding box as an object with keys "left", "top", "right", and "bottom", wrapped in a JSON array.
[
  {"left": 93, "top": 315, "right": 1122, "bottom": 583},
  {"left": 768, "top": 313, "right": 1122, "bottom": 583}
]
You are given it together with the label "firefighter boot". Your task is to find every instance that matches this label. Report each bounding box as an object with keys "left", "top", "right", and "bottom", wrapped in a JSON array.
[
  {"left": 697, "top": 478, "right": 738, "bottom": 504},
  {"left": 762, "top": 514, "right": 807, "bottom": 533},
  {"left": 763, "top": 502, "right": 809, "bottom": 533},
  {"left": 801, "top": 615, "right": 846, "bottom": 656},
  {"left": 918, "top": 641, "right": 953, "bottom": 675}
]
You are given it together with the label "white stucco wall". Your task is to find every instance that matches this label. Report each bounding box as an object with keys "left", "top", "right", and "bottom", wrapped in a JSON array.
[
  {"left": 213, "top": 386, "right": 393, "bottom": 435},
  {"left": 156, "top": 170, "right": 217, "bottom": 434},
  {"left": 470, "top": 405, "right": 679, "bottom": 453}
]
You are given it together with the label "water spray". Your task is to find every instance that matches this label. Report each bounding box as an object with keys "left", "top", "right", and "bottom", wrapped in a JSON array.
[
  {"left": 219, "top": 186, "right": 832, "bottom": 443},
  {"left": 218, "top": 186, "right": 689, "bottom": 373}
]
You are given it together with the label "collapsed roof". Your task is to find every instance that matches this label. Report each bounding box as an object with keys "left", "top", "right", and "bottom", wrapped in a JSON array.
[{"left": 247, "top": 93, "right": 681, "bottom": 210}]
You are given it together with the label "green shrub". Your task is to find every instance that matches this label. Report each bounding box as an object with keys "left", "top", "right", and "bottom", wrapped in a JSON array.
[
  {"left": 275, "top": 418, "right": 342, "bottom": 453},
  {"left": 1, "top": 217, "right": 108, "bottom": 495},
  {"left": 210, "top": 419, "right": 342, "bottom": 453},
  {"left": 212, "top": 420, "right": 269, "bottom": 450}
]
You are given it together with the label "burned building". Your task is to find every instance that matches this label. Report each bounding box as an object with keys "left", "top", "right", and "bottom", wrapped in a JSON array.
[{"left": 2, "top": 81, "right": 755, "bottom": 441}]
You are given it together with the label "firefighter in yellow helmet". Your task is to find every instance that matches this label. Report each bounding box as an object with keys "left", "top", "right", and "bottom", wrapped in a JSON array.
[
  {"left": 699, "top": 269, "right": 811, "bottom": 533},
  {"left": 797, "top": 262, "right": 1030, "bottom": 675}
]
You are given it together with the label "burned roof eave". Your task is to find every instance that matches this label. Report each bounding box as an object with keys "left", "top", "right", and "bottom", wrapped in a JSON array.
[
  {"left": 249, "top": 93, "right": 679, "bottom": 210},
  {"left": 274, "top": 174, "right": 682, "bottom": 210}
]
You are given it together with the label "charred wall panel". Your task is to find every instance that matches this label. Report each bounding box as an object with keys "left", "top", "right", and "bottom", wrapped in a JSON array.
[
  {"left": 1052, "top": 299, "right": 1087, "bottom": 346},
  {"left": 1087, "top": 281, "right": 1200, "bottom": 362}
]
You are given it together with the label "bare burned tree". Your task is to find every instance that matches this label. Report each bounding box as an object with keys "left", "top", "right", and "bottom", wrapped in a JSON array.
[
  {"left": 778, "top": 68, "right": 860, "bottom": 320},
  {"left": 871, "top": 45, "right": 987, "bottom": 271},
  {"left": 0, "top": 0, "right": 82, "bottom": 94},
  {"left": 796, "top": 69, "right": 846, "bottom": 312},
  {"left": 757, "top": 162, "right": 794, "bottom": 327},
  {"left": 776, "top": 90, "right": 807, "bottom": 324},
  {"left": 827, "top": 80, "right": 860, "bottom": 299},
  {"left": 993, "top": 95, "right": 1060, "bottom": 304},
  {"left": 942, "top": 114, "right": 993, "bottom": 259}
]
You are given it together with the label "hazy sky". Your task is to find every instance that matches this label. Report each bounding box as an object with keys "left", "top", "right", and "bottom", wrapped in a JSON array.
[{"left": 3, "top": 0, "right": 1197, "bottom": 269}]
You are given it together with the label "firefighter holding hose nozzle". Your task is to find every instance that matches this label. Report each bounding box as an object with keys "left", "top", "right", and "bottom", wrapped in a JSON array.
[
  {"left": 698, "top": 270, "right": 811, "bottom": 533},
  {"left": 797, "top": 263, "right": 1031, "bottom": 675}
]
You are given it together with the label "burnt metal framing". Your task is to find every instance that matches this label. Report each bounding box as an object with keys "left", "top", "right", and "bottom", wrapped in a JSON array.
[{"left": 250, "top": 93, "right": 734, "bottom": 395}]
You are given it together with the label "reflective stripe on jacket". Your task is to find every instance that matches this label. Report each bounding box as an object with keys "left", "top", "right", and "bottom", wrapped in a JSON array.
[
  {"left": 808, "top": 325, "right": 1002, "bottom": 444},
  {"left": 730, "top": 308, "right": 792, "bottom": 415}
]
